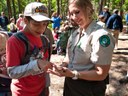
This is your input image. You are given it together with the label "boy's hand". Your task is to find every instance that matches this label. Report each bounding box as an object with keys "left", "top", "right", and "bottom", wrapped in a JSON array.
[{"left": 37, "top": 59, "right": 53, "bottom": 72}]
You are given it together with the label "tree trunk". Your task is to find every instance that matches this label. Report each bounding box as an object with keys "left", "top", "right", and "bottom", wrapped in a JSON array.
[
  {"left": 17, "top": 0, "right": 21, "bottom": 13},
  {"left": 99, "top": 0, "right": 104, "bottom": 15},
  {"left": 6, "top": 0, "right": 12, "bottom": 19},
  {"left": 57, "top": 0, "right": 60, "bottom": 15},
  {"left": 12, "top": 0, "right": 16, "bottom": 22},
  {"left": 48, "top": 0, "right": 51, "bottom": 17}
]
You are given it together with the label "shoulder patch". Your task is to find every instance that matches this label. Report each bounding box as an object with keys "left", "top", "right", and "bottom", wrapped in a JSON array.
[{"left": 99, "top": 35, "right": 110, "bottom": 47}]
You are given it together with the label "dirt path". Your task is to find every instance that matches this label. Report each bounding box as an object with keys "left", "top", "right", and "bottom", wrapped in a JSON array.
[
  {"left": 106, "top": 33, "right": 128, "bottom": 96},
  {"left": 49, "top": 33, "right": 128, "bottom": 96}
]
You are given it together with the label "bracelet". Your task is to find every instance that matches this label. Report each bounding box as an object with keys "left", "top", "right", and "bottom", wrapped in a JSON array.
[{"left": 72, "top": 70, "right": 80, "bottom": 80}]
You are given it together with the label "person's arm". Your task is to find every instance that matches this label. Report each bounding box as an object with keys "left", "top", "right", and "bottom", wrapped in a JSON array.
[
  {"left": 78, "top": 64, "right": 110, "bottom": 80},
  {"left": 79, "top": 31, "right": 114, "bottom": 81},
  {"left": 7, "top": 59, "right": 53, "bottom": 79},
  {"left": 6, "top": 36, "right": 53, "bottom": 79},
  {"left": 7, "top": 60, "right": 41, "bottom": 79},
  {"left": 106, "top": 17, "right": 112, "bottom": 29},
  {"left": 50, "top": 64, "right": 110, "bottom": 81}
]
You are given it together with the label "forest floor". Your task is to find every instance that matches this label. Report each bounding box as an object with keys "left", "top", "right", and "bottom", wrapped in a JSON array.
[{"left": 49, "top": 32, "right": 128, "bottom": 96}]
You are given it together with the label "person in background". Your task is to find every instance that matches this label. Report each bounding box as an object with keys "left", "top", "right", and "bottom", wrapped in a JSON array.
[
  {"left": 6, "top": 2, "right": 53, "bottom": 96},
  {"left": 100, "top": 6, "right": 111, "bottom": 24},
  {"left": 51, "top": 12, "right": 62, "bottom": 43},
  {"left": 97, "top": 15, "right": 105, "bottom": 28},
  {"left": 51, "top": 12, "right": 62, "bottom": 33},
  {"left": 49, "top": 0, "right": 115, "bottom": 96},
  {"left": 9, "top": 17, "right": 17, "bottom": 33},
  {"left": 16, "top": 13, "right": 25, "bottom": 31},
  {"left": 56, "top": 19, "right": 78, "bottom": 55},
  {"left": 43, "top": 27, "right": 54, "bottom": 59},
  {"left": 0, "top": 12, "right": 9, "bottom": 31},
  {"left": 106, "top": 9, "right": 123, "bottom": 50},
  {"left": 55, "top": 21, "right": 70, "bottom": 55}
]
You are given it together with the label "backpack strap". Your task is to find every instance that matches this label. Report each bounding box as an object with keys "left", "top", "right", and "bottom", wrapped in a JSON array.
[
  {"left": 14, "top": 32, "right": 32, "bottom": 64},
  {"left": 14, "top": 32, "right": 30, "bottom": 56},
  {"left": 40, "top": 34, "right": 51, "bottom": 61},
  {"left": 14, "top": 32, "right": 51, "bottom": 64}
]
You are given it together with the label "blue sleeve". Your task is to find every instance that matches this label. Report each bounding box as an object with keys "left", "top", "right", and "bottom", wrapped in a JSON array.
[{"left": 106, "top": 16, "right": 113, "bottom": 29}]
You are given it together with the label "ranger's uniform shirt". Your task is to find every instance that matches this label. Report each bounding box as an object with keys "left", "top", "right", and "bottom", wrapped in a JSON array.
[{"left": 64, "top": 20, "right": 115, "bottom": 71}]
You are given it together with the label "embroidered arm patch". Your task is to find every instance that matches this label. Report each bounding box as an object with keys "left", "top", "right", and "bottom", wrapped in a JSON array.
[{"left": 99, "top": 35, "right": 110, "bottom": 47}]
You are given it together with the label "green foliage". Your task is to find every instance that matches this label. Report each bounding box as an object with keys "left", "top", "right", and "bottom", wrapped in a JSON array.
[
  {"left": 51, "top": 0, "right": 57, "bottom": 11},
  {"left": 123, "top": 0, "right": 128, "bottom": 11},
  {"left": 0, "top": 0, "right": 128, "bottom": 22},
  {"left": 0, "top": 0, "right": 7, "bottom": 13},
  {"left": 126, "top": 0, "right": 128, "bottom": 3}
]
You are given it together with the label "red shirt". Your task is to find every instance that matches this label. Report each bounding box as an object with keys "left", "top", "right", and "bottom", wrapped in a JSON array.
[{"left": 6, "top": 32, "right": 49, "bottom": 96}]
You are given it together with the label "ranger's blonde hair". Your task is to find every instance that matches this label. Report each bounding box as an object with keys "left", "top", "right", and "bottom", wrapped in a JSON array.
[{"left": 68, "top": 0, "right": 94, "bottom": 18}]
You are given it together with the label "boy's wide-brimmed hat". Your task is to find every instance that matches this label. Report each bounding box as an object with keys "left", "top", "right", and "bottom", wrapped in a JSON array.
[
  {"left": 113, "top": 9, "right": 118, "bottom": 13},
  {"left": 24, "top": 2, "right": 52, "bottom": 22}
]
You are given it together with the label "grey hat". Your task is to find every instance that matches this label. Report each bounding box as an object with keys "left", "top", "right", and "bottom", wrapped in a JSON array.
[{"left": 24, "top": 2, "right": 52, "bottom": 22}]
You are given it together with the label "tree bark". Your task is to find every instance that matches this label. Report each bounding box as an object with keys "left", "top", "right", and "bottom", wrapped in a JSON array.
[
  {"left": 6, "top": 0, "right": 12, "bottom": 19},
  {"left": 99, "top": 0, "right": 104, "bottom": 15},
  {"left": 48, "top": 0, "right": 51, "bottom": 17},
  {"left": 57, "top": 0, "right": 60, "bottom": 15},
  {"left": 17, "top": 0, "right": 21, "bottom": 13},
  {"left": 12, "top": 0, "right": 16, "bottom": 21}
]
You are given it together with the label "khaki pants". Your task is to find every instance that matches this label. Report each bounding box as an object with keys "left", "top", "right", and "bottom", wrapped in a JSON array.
[{"left": 109, "top": 29, "right": 119, "bottom": 48}]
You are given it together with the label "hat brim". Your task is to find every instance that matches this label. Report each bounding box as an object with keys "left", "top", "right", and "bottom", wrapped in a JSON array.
[
  {"left": 31, "top": 15, "right": 52, "bottom": 22},
  {"left": 104, "top": 7, "right": 108, "bottom": 9}
]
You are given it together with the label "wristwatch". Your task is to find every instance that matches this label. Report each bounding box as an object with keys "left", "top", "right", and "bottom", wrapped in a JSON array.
[{"left": 72, "top": 70, "right": 80, "bottom": 80}]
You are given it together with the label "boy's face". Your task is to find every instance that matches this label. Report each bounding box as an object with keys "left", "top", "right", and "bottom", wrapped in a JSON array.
[{"left": 25, "top": 18, "right": 48, "bottom": 36}]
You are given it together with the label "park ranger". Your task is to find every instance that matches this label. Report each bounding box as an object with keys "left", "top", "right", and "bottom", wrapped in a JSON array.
[{"left": 49, "top": 0, "right": 115, "bottom": 96}]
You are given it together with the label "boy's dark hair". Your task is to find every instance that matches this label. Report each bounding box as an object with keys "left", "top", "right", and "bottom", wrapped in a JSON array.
[{"left": 25, "top": 16, "right": 33, "bottom": 21}]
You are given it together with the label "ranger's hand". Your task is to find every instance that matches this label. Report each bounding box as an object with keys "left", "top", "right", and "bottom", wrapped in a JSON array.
[{"left": 48, "top": 65, "right": 74, "bottom": 78}]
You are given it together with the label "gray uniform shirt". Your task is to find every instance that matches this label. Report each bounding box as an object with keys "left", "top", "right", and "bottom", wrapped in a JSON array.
[{"left": 64, "top": 20, "right": 115, "bottom": 71}]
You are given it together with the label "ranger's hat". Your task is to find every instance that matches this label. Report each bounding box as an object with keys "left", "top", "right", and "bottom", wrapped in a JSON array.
[{"left": 24, "top": 2, "right": 52, "bottom": 22}]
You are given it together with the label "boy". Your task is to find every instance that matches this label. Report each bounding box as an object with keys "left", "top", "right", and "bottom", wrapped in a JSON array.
[{"left": 6, "top": 2, "right": 53, "bottom": 96}]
